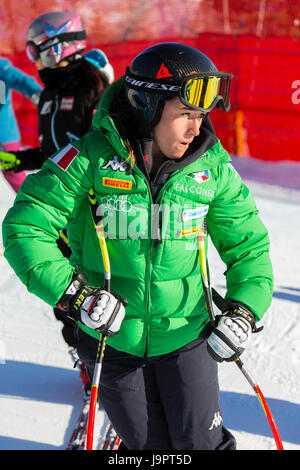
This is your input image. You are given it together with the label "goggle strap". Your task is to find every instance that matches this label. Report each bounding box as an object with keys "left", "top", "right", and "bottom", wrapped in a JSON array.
[
  {"left": 125, "top": 69, "right": 233, "bottom": 112},
  {"left": 125, "top": 68, "right": 180, "bottom": 95},
  {"left": 125, "top": 69, "right": 232, "bottom": 92},
  {"left": 39, "top": 31, "right": 86, "bottom": 52},
  {"left": 27, "top": 30, "right": 86, "bottom": 55}
]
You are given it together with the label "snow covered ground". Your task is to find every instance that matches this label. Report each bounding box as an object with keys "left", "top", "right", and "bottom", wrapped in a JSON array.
[{"left": 0, "top": 155, "right": 299, "bottom": 451}]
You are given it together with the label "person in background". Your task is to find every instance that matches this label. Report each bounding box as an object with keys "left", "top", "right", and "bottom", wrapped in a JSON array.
[
  {"left": 0, "top": 11, "right": 114, "bottom": 175},
  {"left": 0, "top": 55, "right": 42, "bottom": 192},
  {"left": 2, "top": 42, "right": 273, "bottom": 450},
  {"left": 0, "top": 11, "right": 114, "bottom": 357}
]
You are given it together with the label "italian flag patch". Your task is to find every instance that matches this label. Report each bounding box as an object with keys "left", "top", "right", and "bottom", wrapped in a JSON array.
[{"left": 51, "top": 144, "right": 79, "bottom": 170}]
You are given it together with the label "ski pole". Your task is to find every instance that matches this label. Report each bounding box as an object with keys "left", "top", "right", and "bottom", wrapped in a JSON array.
[
  {"left": 197, "top": 219, "right": 284, "bottom": 450},
  {"left": 86, "top": 188, "right": 111, "bottom": 450}
]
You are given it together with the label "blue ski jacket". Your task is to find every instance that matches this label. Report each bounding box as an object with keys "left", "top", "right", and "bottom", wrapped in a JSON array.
[{"left": 0, "top": 57, "right": 42, "bottom": 144}]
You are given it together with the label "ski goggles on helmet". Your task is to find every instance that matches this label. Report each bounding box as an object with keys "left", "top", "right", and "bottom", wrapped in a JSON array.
[
  {"left": 125, "top": 69, "right": 233, "bottom": 112},
  {"left": 26, "top": 31, "right": 86, "bottom": 63}
]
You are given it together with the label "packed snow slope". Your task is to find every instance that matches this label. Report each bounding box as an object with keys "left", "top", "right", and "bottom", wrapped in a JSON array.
[{"left": 0, "top": 156, "right": 299, "bottom": 450}]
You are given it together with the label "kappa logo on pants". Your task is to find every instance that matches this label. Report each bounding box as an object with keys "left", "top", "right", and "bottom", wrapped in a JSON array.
[{"left": 209, "top": 411, "right": 223, "bottom": 430}]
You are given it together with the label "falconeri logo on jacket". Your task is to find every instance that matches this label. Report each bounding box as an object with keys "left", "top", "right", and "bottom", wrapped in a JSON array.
[
  {"left": 101, "top": 156, "right": 129, "bottom": 172},
  {"left": 102, "top": 177, "right": 133, "bottom": 190},
  {"left": 175, "top": 170, "right": 214, "bottom": 199}
]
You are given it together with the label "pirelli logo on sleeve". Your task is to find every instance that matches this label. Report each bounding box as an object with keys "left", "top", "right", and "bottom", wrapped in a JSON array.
[{"left": 102, "top": 177, "right": 133, "bottom": 190}]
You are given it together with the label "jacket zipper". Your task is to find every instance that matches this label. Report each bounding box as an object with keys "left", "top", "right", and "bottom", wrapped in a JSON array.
[
  {"left": 51, "top": 95, "right": 60, "bottom": 151},
  {"left": 145, "top": 180, "right": 154, "bottom": 358},
  {"left": 130, "top": 164, "right": 200, "bottom": 357},
  {"left": 131, "top": 166, "right": 155, "bottom": 358}
]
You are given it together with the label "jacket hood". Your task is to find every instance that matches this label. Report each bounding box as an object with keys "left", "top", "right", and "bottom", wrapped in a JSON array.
[{"left": 92, "top": 76, "right": 124, "bottom": 129}]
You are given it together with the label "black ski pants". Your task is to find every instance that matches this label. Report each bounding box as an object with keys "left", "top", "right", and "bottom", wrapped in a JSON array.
[{"left": 76, "top": 328, "right": 236, "bottom": 450}]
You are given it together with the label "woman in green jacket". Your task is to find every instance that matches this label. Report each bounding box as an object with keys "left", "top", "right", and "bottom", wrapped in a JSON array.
[{"left": 2, "top": 43, "right": 273, "bottom": 450}]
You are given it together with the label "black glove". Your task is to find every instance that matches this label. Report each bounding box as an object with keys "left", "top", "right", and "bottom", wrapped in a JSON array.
[
  {"left": 0, "top": 147, "right": 45, "bottom": 172},
  {"left": 207, "top": 302, "right": 256, "bottom": 363},
  {"left": 57, "top": 272, "right": 127, "bottom": 337}
]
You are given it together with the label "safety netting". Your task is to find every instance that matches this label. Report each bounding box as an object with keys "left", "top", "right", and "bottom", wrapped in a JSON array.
[{"left": 1, "top": 0, "right": 300, "bottom": 161}]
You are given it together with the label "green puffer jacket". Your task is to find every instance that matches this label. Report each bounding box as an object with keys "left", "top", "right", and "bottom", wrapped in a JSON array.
[{"left": 2, "top": 78, "right": 273, "bottom": 357}]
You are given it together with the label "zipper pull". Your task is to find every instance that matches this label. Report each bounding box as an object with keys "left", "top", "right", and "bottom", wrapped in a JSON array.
[
  {"left": 152, "top": 204, "right": 163, "bottom": 248},
  {"left": 142, "top": 138, "right": 153, "bottom": 177}
]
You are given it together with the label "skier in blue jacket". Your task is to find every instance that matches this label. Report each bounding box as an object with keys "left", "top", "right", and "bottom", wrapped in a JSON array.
[{"left": 0, "top": 55, "right": 42, "bottom": 192}]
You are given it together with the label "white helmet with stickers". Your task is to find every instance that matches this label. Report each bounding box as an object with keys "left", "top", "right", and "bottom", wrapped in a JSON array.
[{"left": 26, "top": 11, "right": 87, "bottom": 68}]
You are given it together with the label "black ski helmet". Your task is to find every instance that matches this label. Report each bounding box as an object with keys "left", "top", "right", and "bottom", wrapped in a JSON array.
[{"left": 124, "top": 42, "right": 233, "bottom": 135}]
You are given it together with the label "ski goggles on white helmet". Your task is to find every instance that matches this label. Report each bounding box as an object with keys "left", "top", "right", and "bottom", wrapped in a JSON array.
[
  {"left": 125, "top": 69, "right": 233, "bottom": 112},
  {"left": 26, "top": 31, "right": 86, "bottom": 66}
]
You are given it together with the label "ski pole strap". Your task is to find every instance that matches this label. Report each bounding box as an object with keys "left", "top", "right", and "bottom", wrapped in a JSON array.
[
  {"left": 211, "top": 287, "right": 229, "bottom": 311},
  {"left": 88, "top": 188, "right": 111, "bottom": 290},
  {"left": 197, "top": 217, "right": 216, "bottom": 326},
  {"left": 59, "top": 229, "right": 70, "bottom": 247},
  {"left": 211, "top": 288, "right": 263, "bottom": 333}
]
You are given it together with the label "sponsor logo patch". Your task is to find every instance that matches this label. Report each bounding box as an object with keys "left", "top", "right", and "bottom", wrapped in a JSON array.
[
  {"left": 39, "top": 36, "right": 59, "bottom": 51},
  {"left": 100, "top": 196, "right": 133, "bottom": 212},
  {"left": 187, "top": 170, "right": 210, "bottom": 184},
  {"left": 40, "top": 100, "right": 53, "bottom": 115},
  {"left": 101, "top": 156, "right": 129, "bottom": 172},
  {"left": 51, "top": 144, "right": 79, "bottom": 170},
  {"left": 182, "top": 205, "right": 209, "bottom": 222},
  {"left": 125, "top": 75, "right": 180, "bottom": 92},
  {"left": 179, "top": 226, "right": 206, "bottom": 239},
  {"left": 60, "top": 96, "right": 74, "bottom": 111},
  {"left": 156, "top": 63, "right": 173, "bottom": 79},
  {"left": 102, "top": 177, "right": 133, "bottom": 190},
  {"left": 209, "top": 411, "right": 223, "bottom": 430}
]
